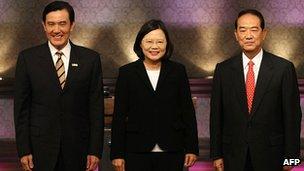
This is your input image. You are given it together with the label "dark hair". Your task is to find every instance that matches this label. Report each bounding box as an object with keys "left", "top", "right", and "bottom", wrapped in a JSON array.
[
  {"left": 133, "top": 19, "right": 173, "bottom": 60},
  {"left": 234, "top": 9, "right": 265, "bottom": 30},
  {"left": 42, "top": 1, "right": 75, "bottom": 23}
]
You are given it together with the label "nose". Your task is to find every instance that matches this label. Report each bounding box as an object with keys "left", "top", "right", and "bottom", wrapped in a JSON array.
[
  {"left": 150, "top": 42, "right": 159, "bottom": 49},
  {"left": 244, "top": 30, "right": 253, "bottom": 39},
  {"left": 53, "top": 24, "right": 60, "bottom": 33}
]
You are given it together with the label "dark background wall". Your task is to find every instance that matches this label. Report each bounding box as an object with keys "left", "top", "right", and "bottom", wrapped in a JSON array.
[{"left": 0, "top": 0, "right": 304, "bottom": 78}]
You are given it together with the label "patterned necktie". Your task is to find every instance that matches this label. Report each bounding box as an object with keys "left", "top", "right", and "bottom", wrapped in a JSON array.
[
  {"left": 246, "top": 60, "right": 255, "bottom": 113},
  {"left": 55, "top": 51, "right": 65, "bottom": 89}
]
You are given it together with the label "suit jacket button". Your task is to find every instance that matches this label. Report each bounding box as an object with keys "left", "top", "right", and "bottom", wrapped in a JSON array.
[{"left": 247, "top": 121, "right": 252, "bottom": 128}]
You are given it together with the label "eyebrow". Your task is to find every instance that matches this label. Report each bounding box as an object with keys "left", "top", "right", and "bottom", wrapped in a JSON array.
[
  {"left": 142, "top": 38, "right": 166, "bottom": 41},
  {"left": 239, "top": 26, "right": 260, "bottom": 29},
  {"left": 47, "top": 20, "right": 67, "bottom": 24}
]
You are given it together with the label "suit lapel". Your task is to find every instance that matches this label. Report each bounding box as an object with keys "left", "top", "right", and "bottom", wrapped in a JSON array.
[
  {"left": 231, "top": 55, "right": 249, "bottom": 116},
  {"left": 135, "top": 60, "right": 172, "bottom": 93},
  {"left": 155, "top": 60, "right": 171, "bottom": 91},
  {"left": 37, "top": 43, "right": 62, "bottom": 91},
  {"left": 250, "top": 52, "right": 274, "bottom": 115},
  {"left": 135, "top": 60, "right": 155, "bottom": 93},
  {"left": 63, "top": 43, "right": 80, "bottom": 92}
]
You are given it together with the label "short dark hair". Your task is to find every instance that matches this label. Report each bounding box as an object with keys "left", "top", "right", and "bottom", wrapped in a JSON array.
[
  {"left": 235, "top": 9, "right": 265, "bottom": 30},
  {"left": 42, "top": 1, "right": 75, "bottom": 23},
  {"left": 133, "top": 19, "right": 173, "bottom": 60}
]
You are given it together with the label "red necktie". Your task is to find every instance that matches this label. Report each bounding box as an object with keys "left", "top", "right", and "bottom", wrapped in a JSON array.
[{"left": 246, "top": 60, "right": 255, "bottom": 113}]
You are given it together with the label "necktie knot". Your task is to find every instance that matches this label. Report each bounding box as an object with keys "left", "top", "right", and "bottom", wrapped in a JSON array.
[
  {"left": 248, "top": 60, "right": 254, "bottom": 67},
  {"left": 56, "top": 51, "right": 63, "bottom": 60},
  {"left": 56, "top": 51, "right": 63, "bottom": 56}
]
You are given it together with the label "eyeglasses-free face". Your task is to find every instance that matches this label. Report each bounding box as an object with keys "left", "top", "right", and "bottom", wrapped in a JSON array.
[
  {"left": 234, "top": 13, "right": 267, "bottom": 58},
  {"left": 42, "top": 9, "right": 75, "bottom": 50}
]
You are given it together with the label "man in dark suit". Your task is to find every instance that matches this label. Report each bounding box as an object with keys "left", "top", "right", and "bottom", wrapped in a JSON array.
[
  {"left": 210, "top": 9, "right": 302, "bottom": 171},
  {"left": 14, "top": 1, "right": 104, "bottom": 171}
]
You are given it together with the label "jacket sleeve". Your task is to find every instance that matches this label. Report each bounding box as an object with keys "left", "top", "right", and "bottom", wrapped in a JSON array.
[
  {"left": 179, "top": 65, "right": 199, "bottom": 155},
  {"left": 14, "top": 52, "right": 32, "bottom": 158},
  {"left": 209, "top": 63, "right": 224, "bottom": 160},
  {"left": 110, "top": 67, "right": 129, "bottom": 160},
  {"left": 88, "top": 54, "right": 104, "bottom": 159},
  {"left": 282, "top": 62, "right": 302, "bottom": 159}
]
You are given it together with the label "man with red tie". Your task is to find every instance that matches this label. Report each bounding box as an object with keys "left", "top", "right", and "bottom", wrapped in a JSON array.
[{"left": 210, "top": 9, "right": 302, "bottom": 171}]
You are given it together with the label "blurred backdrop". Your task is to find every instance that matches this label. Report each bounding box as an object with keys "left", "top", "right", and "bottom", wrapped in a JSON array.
[
  {"left": 0, "top": 0, "right": 303, "bottom": 79},
  {"left": 1, "top": 1, "right": 304, "bottom": 170}
]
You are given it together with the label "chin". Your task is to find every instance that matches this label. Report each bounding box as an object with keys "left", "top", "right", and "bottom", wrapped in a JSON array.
[
  {"left": 244, "top": 47, "right": 256, "bottom": 52},
  {"left": 148, "top": 56, "right": 161, "bottom": 61},
  {"left": 51, "top": 41, "right": 66, "bottom": 48}
]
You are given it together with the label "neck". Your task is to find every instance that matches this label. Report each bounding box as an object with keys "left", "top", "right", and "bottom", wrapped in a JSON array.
[
  {"left": 50, "top": 41, "right": 69, "bottom": 51},
  {"left": 244, "top": 48, "right": 262, "bottom": 59},
  {"left": 143, "top": 59, "right": 161, "bottom": 70}
]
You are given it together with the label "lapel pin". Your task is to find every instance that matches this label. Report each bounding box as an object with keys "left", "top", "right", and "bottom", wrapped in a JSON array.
[{"left": 71, "top": 63, "right": 78, "bottom": 67}]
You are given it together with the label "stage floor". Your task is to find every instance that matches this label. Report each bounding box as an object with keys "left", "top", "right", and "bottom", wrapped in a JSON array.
[
  {"left": 1, "top": 161, "right": 304, "bottom": 171},
  {"left": 1, "top": 139, "right": 304, "bottom": 171},
  {"left": 189, "top": 162, "right": 304, "bottom": 171}
]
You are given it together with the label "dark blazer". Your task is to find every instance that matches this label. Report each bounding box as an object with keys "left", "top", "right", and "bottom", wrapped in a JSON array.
[
  {"left": 110, "top": 59, "right": 199, "bottom": 160},
  {"left": 14, "top": 42, "right": 104, "bottom": 171},
  {"left": 210, "top": 51, "right": 302, "bottom": 171}
]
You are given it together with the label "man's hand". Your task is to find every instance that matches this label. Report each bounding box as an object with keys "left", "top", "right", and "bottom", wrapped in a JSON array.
[
  {"left": 112, "top": 158, "right": 125, "bottom": 171},
  {"left": 20, "top": 154, "right": 34, "bottom": 171},
  {"left": 184, "top": 153, "right": 197, "bottom": 167},
  {"left": 86, "top": 155, "right": 100, "bottom": 171},
  {"left": 213, "top": 158, "right": 224, "bottom": 171}
]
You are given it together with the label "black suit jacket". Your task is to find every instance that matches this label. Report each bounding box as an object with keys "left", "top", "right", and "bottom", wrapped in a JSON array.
[
  {"left": 110, "top": 59, "right": 199, "bottom": 160},
  {"left": 210, "top": 51, "right": 302, "bottom": 171},
  {"left": 14, "top": 42, "right": 104, "bottom": 170}
]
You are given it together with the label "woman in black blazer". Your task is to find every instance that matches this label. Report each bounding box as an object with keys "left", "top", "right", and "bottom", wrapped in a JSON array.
[{"left": 110, "top": 19, "right": 199, "bottom": 171}]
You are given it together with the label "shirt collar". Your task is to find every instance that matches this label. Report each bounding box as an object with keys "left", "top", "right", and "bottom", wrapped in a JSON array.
[
  {"left": 48, "top": 41, "right": 71, "bottom": 58},
  {"left": 242, "top": 49, "right": 263, "bottom": 69}
]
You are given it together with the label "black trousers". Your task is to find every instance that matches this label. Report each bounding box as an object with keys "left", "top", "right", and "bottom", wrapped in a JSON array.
[
  {"left": 125, "top": 152, "right": 184, "bottom": 171},
  {"left": 244, "top": 149, "right": 254, "bottom": 171},
  {"left": 54, "top": 147, "right": 65, "bottom": 171},
  {"left": 54, "top": 146, "right": 86, "bottom": 171}
]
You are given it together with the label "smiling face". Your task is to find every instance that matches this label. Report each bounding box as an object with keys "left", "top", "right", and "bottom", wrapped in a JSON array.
[
  {"left": 140, "top": 29, "right": 167, "bottom": 64},
  {"left": 42, "top": 9, "right": 75, "bottom": 50},
  {"left": 235, "top": 13, "right": 267, "bottom": 58}
]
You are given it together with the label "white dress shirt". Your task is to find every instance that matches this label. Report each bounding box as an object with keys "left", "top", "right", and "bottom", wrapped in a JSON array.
[
  {"left": 48, "top": 41, "right": 71, "bottom": 77},
  {"left": 242, "top": 49, "right": 263, "bottom": 84},
  {"left": 146, "top": 69, "right": 160, "bottom": 90}
]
